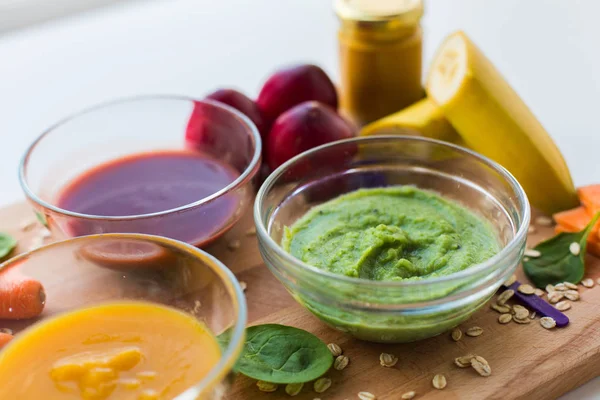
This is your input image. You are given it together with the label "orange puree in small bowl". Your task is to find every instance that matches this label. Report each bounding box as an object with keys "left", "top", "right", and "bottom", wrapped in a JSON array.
[{"left": 0, "top": 302, "right": 222, "bottom": 399}]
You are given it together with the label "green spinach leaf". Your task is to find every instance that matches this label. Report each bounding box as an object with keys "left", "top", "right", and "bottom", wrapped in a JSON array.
[
  {"left": 523, "top": 212, "right": 600, "bottom": 287},
  {"left": 35, "top": 211, "right": 48, "bottom": 228},
  {"left": 0, "top": 233, "right": 17, "bottom": 260},
  {"left": 233, "top": 324, "right": 333, "bottom": 384},
  {"left": 216, "top": 327, "right": 232, "bottom": 352}
]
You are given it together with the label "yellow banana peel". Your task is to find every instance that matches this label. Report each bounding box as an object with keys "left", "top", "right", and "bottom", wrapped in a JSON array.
[
  {"left": 426, "top": 31, "right": 578, "bottom": 214},
  {"left": 360, "top": 98, "right": 465, "bottom": 146}
]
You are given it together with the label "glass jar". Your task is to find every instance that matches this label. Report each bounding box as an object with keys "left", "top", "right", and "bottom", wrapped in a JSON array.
[{"left": 335, "top": 0, "right": 425, "bottom": 126}]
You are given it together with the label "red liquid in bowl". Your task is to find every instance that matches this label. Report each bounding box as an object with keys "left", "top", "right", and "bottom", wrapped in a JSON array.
[{"left": 56, "top": 150, "right": 240, "bottom": 246}]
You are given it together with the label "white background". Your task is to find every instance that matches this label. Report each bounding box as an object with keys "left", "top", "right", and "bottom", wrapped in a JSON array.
[{"left": 0, "top": 1, "right": 599, "bottom": 397}]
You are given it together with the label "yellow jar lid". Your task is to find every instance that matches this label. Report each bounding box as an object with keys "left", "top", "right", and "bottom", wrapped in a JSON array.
[{"left": 334, "top": 0, "right": 423, "bottom": 23}]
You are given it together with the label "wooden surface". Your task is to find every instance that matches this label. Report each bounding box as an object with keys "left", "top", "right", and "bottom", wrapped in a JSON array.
[{"left": 3, "top": 202, "right": 600, "bottom": 400}]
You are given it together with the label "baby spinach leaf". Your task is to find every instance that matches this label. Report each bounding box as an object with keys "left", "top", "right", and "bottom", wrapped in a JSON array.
[
  {"left": 35, "top": 211, "right": 48, "bottom": 228},
  {"left": 524, "top": 212, "right": 600, "bottom": 288},
  {"left": 234, "top": 324, "right": 333, "bottom": 384},
  {"left": 0, "top": 233, "right": 17, "bottom": 260},
  {"left": 216, "top": 327, "right": 232, "bottom": 352}
]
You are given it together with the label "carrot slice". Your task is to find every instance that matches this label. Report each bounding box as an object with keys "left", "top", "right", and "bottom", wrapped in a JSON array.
[
  {"left": 578, "top": 185, "right": 600, "bottom": 213},
  {"left": 553, "top": 207, "right": 595, "bottom": 232},
  {"left": 0, "top": 332, "right": 13, "bottom": 349},
  {"left": 0, "top": 271, "right": 46, "bottom": 320},
  {"left": 587, "top": 241, "right": 600, "bottom": 258}
]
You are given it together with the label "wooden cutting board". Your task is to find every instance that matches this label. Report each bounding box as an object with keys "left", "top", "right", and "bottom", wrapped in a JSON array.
[{"left": 3, "top": 201, "right": 600, "bottom": 400}]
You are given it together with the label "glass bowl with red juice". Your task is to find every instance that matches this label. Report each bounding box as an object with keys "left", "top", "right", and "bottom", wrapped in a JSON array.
[{"left": 19, "top": 96, "right": 261, "bottom": 247}]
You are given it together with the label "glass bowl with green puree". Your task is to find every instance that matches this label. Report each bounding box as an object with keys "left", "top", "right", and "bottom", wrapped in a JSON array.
[{"left": 255, "top": 136, "right": 529, "bottom": 343}]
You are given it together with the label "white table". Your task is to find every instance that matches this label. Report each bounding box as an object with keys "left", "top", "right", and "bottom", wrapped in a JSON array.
[{"left": 0, "top": 0, "right": 598, "bottom": 397}]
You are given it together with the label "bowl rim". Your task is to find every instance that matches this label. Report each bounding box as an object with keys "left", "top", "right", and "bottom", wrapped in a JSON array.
[
  {"left": 0, "top": 233, "right": 247, "bottom": 398},
  {"left": 254, "top": 135, "right": 531, "bottom": 289},
  {"left": 18, "top": 95, "right": 262, "bottom": 221}
]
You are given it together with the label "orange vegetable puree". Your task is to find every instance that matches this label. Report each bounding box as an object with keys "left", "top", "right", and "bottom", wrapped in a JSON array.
[{"left": 0, "top": 302, "right": 221, "bottom": 400}]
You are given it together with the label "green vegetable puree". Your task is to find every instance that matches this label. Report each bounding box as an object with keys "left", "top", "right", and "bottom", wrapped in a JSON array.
[{"left": 283, "top": 186, "right": 499, "bottom": 281}]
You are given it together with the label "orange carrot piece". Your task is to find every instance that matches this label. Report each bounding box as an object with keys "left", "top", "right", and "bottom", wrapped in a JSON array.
[
  {"left": 0, "top": 272, "right": 45, "bottom": 320},
  {"left": 587, "top": 240, "right": 600, "bottom": 258},
  {"left": 553, "top": 207, "right": 594, "bottom": 232},
  {"left": 554, "top": 224, "right": 574, "bottom": 234},
  {"left": 578, "top": 185, "right": 600, "bottom": 213},
  {"left": 0, "top": 332, "right": 13, "bottom": 349}
]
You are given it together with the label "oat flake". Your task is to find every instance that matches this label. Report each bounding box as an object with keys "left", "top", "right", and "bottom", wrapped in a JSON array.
[
  {"left": 569, "top": 242, "right": 581, "bottom": 256},
  {"left": 497, "top": 289, "right": 515, "bottom": 305},
  {"left": 517, "top": 284, "right": 535, "bottom": 295},
  {"left": 504, "top": 274, "right": 517, "bottom": 286},
  {"left": 555, "top": 301, "right": 571, "bottom": 311},
  {"left": 465, "top": 326, "right": 483, "bottom": 337},
  {"left": 513, "top": 315, "right": 531, "bottom": 324},
  {"left": 451, "top": 328, "right": 462, "bottom": 341},
  {"left": 498, "top": 314, "right": 512, "bottom": 324},
  {"left": 19, "top": 218, "right": 37, "bottom": 232},
  {"left": 524, "top": 249, "right": 541, "bottom": 258},
  {"left": 313, "top": 377, "right": 331, "bottom": 393},
  {"left": 285, "top": 383, "right": 303, "bottom": 396},
  {"left": 564, "top": 282, "right": 578, "bottom": 290},
  {"left": 564, "top": 290, "right": 580, "bottom": 301},
  {"left": 334, "top": 355, "right": 349, "bottom": 370},
  {"left": 491, "top": 303, "right": 511, "bottom": 313},
  {"left": 548, "top": 292, "right": 564, "bottom": 304},
  {"left": 471, "top": 356, "right": 492, "bottom": 377},
  {"left": 513, "top": 305, "right": 530, "bottom": 320},
  {"left": 582, "top": 278, "right": 594, "bottom": 288},
  {"left": 535, "top": 216, "right": 553, "bottom": 226},
  {"left": 327, "top": 343, "right": 342, "bottom": 357},
  {"left": 540, "top": 317, "right": 556, "bottom": 329},
  {"left": 554, "top": 283, "right": 567, "bottom": 291},
  {"left": 257, "top": 381, "right": 278, "bottom": 392},
  {"left": 530, "top": 311, "right": 537, "bottom": 319},
  {"left": 379, "top": 353, "right": 398, "bottom": 367},
  {"left": 432, "top": 374, "right": 447, "bottom": 389},
  {"left": 358, "top": 392, "right": 376, "bottom": 400},
  {"left": 227, "top": 239, "right": 241, "bottom": 251},
  {"left": 454, "top": 354, "right": 475, "bottom": 368}
]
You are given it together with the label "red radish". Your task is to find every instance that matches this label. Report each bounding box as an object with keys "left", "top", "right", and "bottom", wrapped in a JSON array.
[
  {"left": 267, "top": 101, "right": 356, "bottom": 171},
  {"left": 185, "top": 102, "right": 211, "bottom": 145},
  {"left": 0, "top": 332, "right": 13, "bottom": 349},
  {"left": 257, "top": 64, "right": 338, "bottom": 130},
  {"left": 205, "top": 89, "right": 266, "bottom": 139},
  {"left": 184, "top": 101, "right": 258, "bottom": 172}
]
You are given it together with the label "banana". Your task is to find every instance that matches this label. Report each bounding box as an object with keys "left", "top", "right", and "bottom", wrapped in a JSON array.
[
  {"left": 360, "top": 98, "right": 465, "bottom": 146},
  {"left": 426, "top": 31, "right": 578, "bottom": 214}
]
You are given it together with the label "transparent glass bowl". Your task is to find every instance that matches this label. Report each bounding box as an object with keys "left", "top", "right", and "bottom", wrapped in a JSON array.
[
  {"left": 19, "top": 96, "right": 261, "bottom": 247},
  {"left": 255, "top": 136, "right": 530, "bottom": 343},
  {"left": 0, "top": 234, "right": 247, "bottom": 399}
]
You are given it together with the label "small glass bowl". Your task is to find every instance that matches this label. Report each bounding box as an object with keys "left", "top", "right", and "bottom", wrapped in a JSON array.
[
  {"left": 19, "top": 96, "right": 261, "bottom": 247},
  {"left": 255, "top": 136, "right": 529, "bottom": 343},
  {"left": 0, "top": 234, "right": 246, "bottom": 399}
]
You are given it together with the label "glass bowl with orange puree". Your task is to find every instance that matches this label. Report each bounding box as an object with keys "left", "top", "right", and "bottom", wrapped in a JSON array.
[
  {"left": 0, "top": 234, "right": 247, "bottom": 400},
  {"left": 19, "top": 96, "right": 262, "bottom": 248}
]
